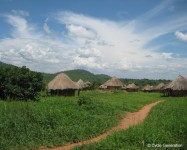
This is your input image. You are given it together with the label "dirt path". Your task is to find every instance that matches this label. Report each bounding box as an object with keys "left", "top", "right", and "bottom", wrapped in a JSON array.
[{"left": 41, "top": 100, "right": 161, "bottom": 150}]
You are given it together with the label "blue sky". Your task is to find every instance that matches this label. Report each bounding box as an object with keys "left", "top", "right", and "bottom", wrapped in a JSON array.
[{"left": 0, "top": 0, "right": 187, "bottom": 79}]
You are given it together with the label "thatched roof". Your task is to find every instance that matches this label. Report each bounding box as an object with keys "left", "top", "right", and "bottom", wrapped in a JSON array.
[
  {"left": 126, "top": 83, "right": 139, "bottom": 89},
  {"left": 154, "top": 82, "right": 165, "bottom": 90},
  {"left": 142, "top": 85, "right": 154, "bottom": 91},
  {"left": 103, "top": 76, "right": 124, "bottom": 87},
  {"left": 76, "top": 79, "right": 87, "bottom": 89},
  {"left": 85, "top": 81, "right": 92, "bottom": 87},
  {"left": 99, "top": 84, "right": 107, "bottom": 89},
  {"left": 47, "top": 73, "right": 77, "bottom": 90},
  {"left": 164, "top": 75, "right": 187, "bottom": 90},
  {"left": 121, "top": 85, "right": 127, "bottom": 90}
]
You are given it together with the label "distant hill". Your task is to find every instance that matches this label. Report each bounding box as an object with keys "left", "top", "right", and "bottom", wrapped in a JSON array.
[
  {"left": 0, "top": 61, "right": 170, "bottom": 87},
  {"left": 0, "top": 61, "right": 17, "bottom": 68},
  {"left": 0, "top": 62, "right": 110, "bottom": 85}
]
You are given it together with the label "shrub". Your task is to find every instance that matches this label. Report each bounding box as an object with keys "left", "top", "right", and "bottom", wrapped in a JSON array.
[{"left": 77, "top": 96, "right": 92, "bottom": 106}]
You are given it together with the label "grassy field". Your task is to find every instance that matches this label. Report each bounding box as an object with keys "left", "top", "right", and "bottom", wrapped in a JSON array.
[
  {"left": 0, "top": 91, "right": 160, "bottom": 150},
  {"left": 75, "top": 97, "right": 187, "bottom": 150}
]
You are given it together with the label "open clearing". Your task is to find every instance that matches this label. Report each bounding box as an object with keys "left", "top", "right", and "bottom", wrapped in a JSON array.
[
  {"left": 0, "top": 91, "right": 186, "bottom": 150},
  {"left": 44, "top": 101, "right": 161, "bottom": 150}
]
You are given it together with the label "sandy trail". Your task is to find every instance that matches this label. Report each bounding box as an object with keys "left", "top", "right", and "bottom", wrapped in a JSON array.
[{"left": 41, "top": 100, "right": 161, "bottom": 150}]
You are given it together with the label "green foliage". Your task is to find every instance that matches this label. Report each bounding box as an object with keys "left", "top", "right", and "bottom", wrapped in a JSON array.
[
  {"left": 0, "top": 61, "right": 171, "bottom": 89},
  {"left": 0, "top": 66, "right": 43, "bottom": 101},
  {"left": 77, "top": 96, "right": 92, "bottom": 106},
  {"left": 0, "top": 91, "right": 160, "bottom": 149},
  {"left": 75, "top": 97, "right": 187, "bottom": 150},
  {"left": 120, "top": 78, "right": 171, "bottom": 88}
]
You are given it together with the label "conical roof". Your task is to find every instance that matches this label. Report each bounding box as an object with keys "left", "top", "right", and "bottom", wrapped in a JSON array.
[
  {"left": 154, "top": 82, "right": 165, "bottom": 90},
  {"left": 164, "top": 75, "right": 187, "bottom": 90},
  {"left": 76, "top": 79, "right": 87, "bottom": 89},
  {"left": 99, "top": 84, "right": 107, "bottom": 89},
  {"left": 142, "top": 85, "right": 154, "bottom": 91},
  {"left": 103, "top": 76, "right": 124, "bottom": 87},
  {"left": 85, "top": 81, "right": 92, "bottom": 87},
  {"left": 126, "top": 83, "right": 138, "bottom": 89},
  {"left": 47, "top": 73, "right": 77, "bottom": 90}
]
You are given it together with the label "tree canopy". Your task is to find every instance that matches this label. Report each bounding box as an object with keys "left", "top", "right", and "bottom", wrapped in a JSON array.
[{"left": 0, "top": 66, "right": 43, "bottom": 101}]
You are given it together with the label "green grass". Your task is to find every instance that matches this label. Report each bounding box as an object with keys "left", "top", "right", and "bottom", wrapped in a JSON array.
[
  {"left": 74, "top": 97, "right": 187, "bottom": 150},
  {"left": 0, "top": 91, "right": 160, "bottom": 150}
]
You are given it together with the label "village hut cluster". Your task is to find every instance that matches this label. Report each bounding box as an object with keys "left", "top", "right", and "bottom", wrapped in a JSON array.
[
  {"left": 99, "top": 76, "right": 139, "bottom": 92},
  {"left": 46, "top": 73, "right": 92, "bottom": 96},
  {"left": 46, "top": 72, "right": 187, "bottom": 97},
  {"left": 142, "top": 75, "right": 187, "bottom": 96}
]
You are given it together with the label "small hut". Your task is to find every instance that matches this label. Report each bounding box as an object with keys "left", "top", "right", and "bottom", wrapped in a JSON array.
[
  {"left": 154, "top": 83, "right": 165, "bottom": 92},
  {"left": 102, "top": 76, "right": 124, "bottom": 90},
  {"left": 121, "top": 85, "right": 127, "bottom": 90},
  {"left": 163, "top": 75, "right": 187, "bottom": 96},
  {"left": 47, "top": 73, "right": 77, "bottom": 96},
  {"left": 126, "top": 83, "right": 139, "bottom": 92},
  {"left": 85, "top": 81, "right": 92, "bottom": 90},
  {"left": 142, "top": 85, "right": 154, "bottom": 92},
  {"left": 99, "top": 84, "right": 107, "bottom": 89},
  {"left": 76, "top": 79, "right": 87, "bottom": 90}
]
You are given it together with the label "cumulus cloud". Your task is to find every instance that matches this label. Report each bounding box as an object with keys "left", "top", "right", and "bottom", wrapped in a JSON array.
[
  {"left": 1, "top": 3, "right": 187, "bottom": 79},
  {"left": 175, "top": 31, "right": 187, "bottom": 42}
]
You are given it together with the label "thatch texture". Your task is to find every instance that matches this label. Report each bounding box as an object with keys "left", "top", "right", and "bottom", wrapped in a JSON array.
[
  {"left": 47, "top": 73, "right": 77, "bottom": 96},
  {"left": 76, "top": 79, "right": 87, "bottom": 90},
  {"left": 85, "top": 81, "right": 92, "bottom": 89},
  {"left": 126, "top": 83, "right": 139, "bottom": 92},
  {"left": 103, "top": 76, "right": 124, "bottom": 90},
  {"left": 142, "top": 85, "right": 154, "bottom": 92},
  {"left": 164, "top": 75, "right": 187, "bottom": 90},
  {"left": 154, "top": 83, "right": 165, "bottom": 91},
  {"left": 99, "top": 84, "right": 107, "bottom": 89},
  {"left": 163, "top": 75, "right": 187, "bottom": 96}
]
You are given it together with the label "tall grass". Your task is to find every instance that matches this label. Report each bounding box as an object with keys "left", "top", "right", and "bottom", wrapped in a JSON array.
[
  {"left": 75, "top": 97, "right": 187, "bottom": 150},
  {"left": 0, "top": 91, "right": 160, "bottom": 149}
]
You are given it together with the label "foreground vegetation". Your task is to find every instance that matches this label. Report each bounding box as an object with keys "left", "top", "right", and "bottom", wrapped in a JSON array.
[
  {"left": 0, "top": 91, "right": 160, "bottom": 150},
  {"left": 75, "top": 97, "right": 187, "bottom": 150}
]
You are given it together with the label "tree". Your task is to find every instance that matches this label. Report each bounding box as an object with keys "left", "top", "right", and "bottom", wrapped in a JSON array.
[{"left": 0, "top": 66, "right": 43, "bottom": 101}]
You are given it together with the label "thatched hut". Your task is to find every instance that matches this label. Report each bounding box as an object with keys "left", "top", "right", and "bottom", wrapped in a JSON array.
[
  {"left": 142, "top": 85, "right": 154, "bottom": 92},
  {"left": 85, "top": 81, "right": 92, "bottom": 89},
  {"left": 163, "top": 75, "right": 187, "bottom": 96},
  {"left": 154, "top": 83, "right": 165, "bottom": 92},
  {"left": 121, "top": 85, "right": 127, "bottom": 90},
  {"left": 47, "top": 73, "right": 77, "bottom": 96},
  {"left": 76, "top": 79, "right": 87, "bottom": 90},
  {"left": 99, "top": 84, "right": 107, "bottom": 89},
  {"left": 102, "top": 76, "right": 124, "bottom": 90},
  {"left": 126, "top": 83, "right": 139, "bottom": 92}
]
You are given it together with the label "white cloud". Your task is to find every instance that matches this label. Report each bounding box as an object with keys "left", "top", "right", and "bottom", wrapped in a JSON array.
[
  {"left": 43, "top": 18, "right": 52, "bottom": 34},
  {"left": 66, "top": 24, "right": 97, "bottom": 39},
  {"left": 160, "top": 52, "right": 173, "bottom": 60},
  {"left": 43, "top": 22, "right": 52, "bottom": 34},
  {"left": 175, "top": 31, "right": 187, "bottom": 42},
  {"left": 11, "top": 10, "right": 29, "bottom": 16},
  {"left": 1, "top": 4, "right": 187, "bottom": 79}
]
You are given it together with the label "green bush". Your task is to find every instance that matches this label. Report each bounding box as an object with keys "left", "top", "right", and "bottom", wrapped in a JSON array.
[{"left": 77, "top": 96, "right": 92, "bottom": 106}]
